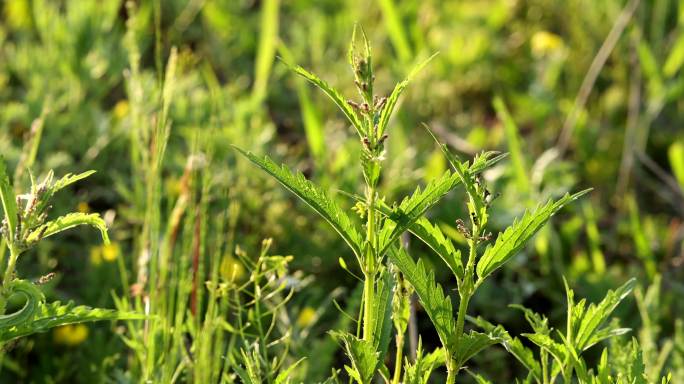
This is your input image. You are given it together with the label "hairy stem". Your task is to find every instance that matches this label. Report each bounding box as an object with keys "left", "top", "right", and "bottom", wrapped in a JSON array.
[
  {"left": 363, "top": 185, "right": 377, "bottom": 342},
  {"left": 446, "top": 359, "right": 458, "bottom": 384},
  {"left": 362, "top": 273, "right": 375, "bottom": 341}
]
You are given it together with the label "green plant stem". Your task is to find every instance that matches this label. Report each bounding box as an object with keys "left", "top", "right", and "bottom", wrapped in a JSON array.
[
  {"left": 392, "top": 332, "right": 404, "bottom": 384},
  {"left": 362, "top": 272, "right": 374, "bottom": 341},
  {"left": 363, "top": 184, "right": 377, "bottom": 342},
  {"left": 0, "top": 244, "right": 21, "bottom": 316},
  {"left": 541, "top": 350, "right": 549, "bottom": 384},
  {"left": 446, "top": 360, "right": 458, "bottom": 384},
  {"left": 451, "top": 235, "right": 479, "bottom": 382}
]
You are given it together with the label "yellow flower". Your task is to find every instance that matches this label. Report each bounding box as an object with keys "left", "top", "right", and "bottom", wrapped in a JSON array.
[
  {"left": 90, "top": 246, "right": 102, "bottom": 265},
  {"left": 102, "top": 243, "right": 120, "bottom": 262},
  {"left": 4, "top": 0, "right": 32, "bottom": 30},
  {"left": 531, "top": 31, "right": 564, "bottom": 57},
  {"left": 113, "top": 100, "right": 130, "bottom": 120},
  {"left": 77, "top": 202, "right": 90, "bottom": 213},
  {"left": 296, "top": 307, "right": 317, "bottom": 328},
  {"left": 220, "top": 257, "right": 245, "bottom": 281},
  {"left": 53, "top": 324, "right": 89, "bottom": 346}
]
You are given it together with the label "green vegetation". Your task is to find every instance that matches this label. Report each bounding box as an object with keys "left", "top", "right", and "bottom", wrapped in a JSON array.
[{"left": 0, "top": 0, "right": 682, "bottom": 383}]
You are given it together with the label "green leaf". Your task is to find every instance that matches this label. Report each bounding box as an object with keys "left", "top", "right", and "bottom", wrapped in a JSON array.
[
  {"left": 524, "top": 333, "right": 567, "bottom": 369},
  {"left": 509, "top": 304, "right": 551, "bottom": 336},
  {"left": 403, "top": 339, "right": 445, "bottom": 384},
  {"left": 426, "top": 124, "right": 505, "bottom": 202},
  {"left": 377, "top": 170, "right": 460, "bottom": 255},
  {"left": 26, "top": 212, "right": 110, "bottom": 245},
  {"left": 387, "top": 247, "right": 456, "bottom": 351},
  {"left": 0, "top": 156, "right": 18, "bottom": 242},
  {"left": 233, "top": 148, "right": 363, "bottom": 259},
  {"left": 453, "top": 329, "right": 505, "bottom": 368},
  {"left": 0, "top": 280, "right": 45, "bottom": 329},
  {"left": 572, "top": 278, "right": 636, "bottom": 351},
  {"left": 50, "top": 170, "right": 96, "bottom": 194},
  {"left": 467, "top": 371, "right": 494, "bottom": 384},
  {"left": 0, "top": 300, "right": 144, "bottom": 342},
  {"left": 376, "top": 53, "right": 437, "bottom": 136},
  {"left": 468, "top": 315, "right": 541, "bottom": 380},
  {"left": 406, "top": 218, "right": 463, "bottom": 280},
  {"left": 370, "top": 269, "right": 394, "bottom": 363},
  {"left": 627, "top": 338, "right": 649, "bottom": 384},
  {"left": 275, "top": 358, "right": 306, "bottom": 384},
  {"left": 476, "top": 190, "right": 591, "bottom": 281},
  {"left": 373, "top": 150, "right": 505, "bottom": 259},
  {"left": 289, "top": 64, "right": 364, "bottom": 138},
  {"left": 332, "top": 331, "right": 379, "bottom": 384}
]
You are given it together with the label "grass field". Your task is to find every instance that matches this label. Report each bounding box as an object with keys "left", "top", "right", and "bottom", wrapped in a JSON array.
[{"left": 0, "top": 0, "right": 683, "bottom": 382}]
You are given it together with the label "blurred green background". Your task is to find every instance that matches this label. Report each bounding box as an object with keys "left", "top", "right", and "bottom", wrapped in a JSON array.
[{"left": 0, "top": 0, "right": 683, "bottom": 382}]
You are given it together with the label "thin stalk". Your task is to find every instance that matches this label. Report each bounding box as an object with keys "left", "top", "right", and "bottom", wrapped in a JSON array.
[
  {"left": 541, "top": 349, "right": 549, "bottom": 384},
  {"left": 450, "top": 227, "right": 480, "bottom": 382},
  {"left": 0, "top": 244, "right": 21, "bottom": 316},
  {"left": 2, "top": 244, "right": 20, "bottom": 288},
  {"left": 362, "top": 274, "right": 375, "bottom": 341},
  {"left": 363, "top": 184, "right": 377, "bottom": 342},
  {"left": 392, "top": 332, "right": 404, "bottom": 384}
]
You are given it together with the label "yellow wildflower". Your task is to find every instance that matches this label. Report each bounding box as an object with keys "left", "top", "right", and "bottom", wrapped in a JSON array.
[
  {"left": 90, "top": 246, "right": 102, "bottom": 265},
  {"left": 113, "top": 100, "right": 130, "bottom": 120},
  {"left": 77, "top": 202, "right": 90, "bottom": 213},
  {"left": 53, "top": 324, "right": 89, "bottom": 346},
  {"left": 296, "top": 307, "right": 317, "bottom": 328},
  {"left": 531, "top": 31, "right": 564, "bottom": 57},
  {"left": 102, "top": 243, "right": 120, "bottom": 262},
  {"left": 5, "top": 0, "right": 32, "bottom": 30},
  {"left": 220, "top": 257, "right": 245, "bottom": 281}
]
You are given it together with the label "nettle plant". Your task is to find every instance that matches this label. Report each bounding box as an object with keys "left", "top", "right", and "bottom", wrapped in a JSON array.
[
  {"left": 0, "top": 158, "right": 139, "bottom": 349},
  {"left": 235, "top": 30, "right": 637, "bottom": 383}
]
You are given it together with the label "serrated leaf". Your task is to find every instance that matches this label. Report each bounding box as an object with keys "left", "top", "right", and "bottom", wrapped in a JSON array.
[
  {"left": 233, "top": 148, "right": 363, "bottom": 259},
  {"left": 509, "top": 304, "right": 550, "bottom": 336},
  {"left": 524, "top": 333, "right": 567, "bottom": 368},
  {"left": 377, "top": 53, "right": 437, "bottom": 137},
  {"left": 377, "top": 171, "right": 460, "bottom": 255},
  {"left": 363, "top": 197, "right": 463, "bottom": 279},
  {"left": 332, "top": 331, "right": 379, "bottom": 384},
  {"left": 0, "top": 300, "right": 144, "bottom": 342},
  {"left": 468, "top": 315, "right": 541, "bottom": 380},
  {"left": 407, "top": 218, "right": 463, "bottom": 280},
  {"left": 476, "top": 190, "right": 591, "bottom": 281},
  {"left": 289, "top": 64, "right": 364, "bottom": 138},
  {"left": 453, "top": 329, "right": 505, "bottom": 368},
  {"left": 387, "top": 247, "right": 456, "bottom": 351},
  {"left": 573, "top": 278, "right": 636, "bottom": 351},
  {"left": 0, "top": 156, "right": 18, "bottom": 241},
  {"left": 628, "top": 338, "right": 648, "bottom": 384},
  {"left": 27, "top": 212, "right": 110, "bottom": 244},
  {"left": 403, "top": 339, "right": 445, "bottom": 384},
  {"left": 370, "top": 269, "right": 394, "bottom": 363},
  {"left": 373, "top": 151, "right": 505, "bottom": 258},
  {"left": 50, "top": 171, "right": 96, "bottom": 194},
  {"left": 275, "top": 358, "right": 306, "bottom": 384},
  {"left": 426, "top": 124, "right": 506, "bottom": 207}
]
